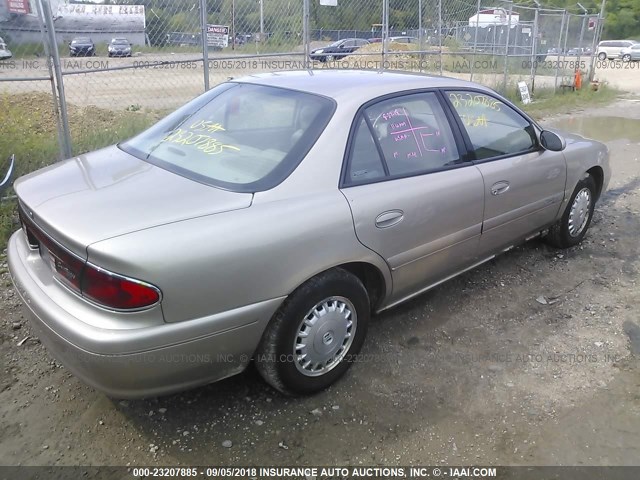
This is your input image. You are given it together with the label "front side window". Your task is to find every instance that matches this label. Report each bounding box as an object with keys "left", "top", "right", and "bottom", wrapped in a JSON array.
[
  {"left": 447, "top": 91, "right": 536, "bottom": 160},
  {"left": 345, "top": 92, "right": 461, "bottom": 185},
  {"left": 120, "top": 83, "right": 334, "bottom": 192}
]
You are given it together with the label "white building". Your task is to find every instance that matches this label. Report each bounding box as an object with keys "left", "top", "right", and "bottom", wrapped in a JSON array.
[
  {"left": 468, "top": 8, "right": 520, "bottom": 28},
  {"left": 0, "top": 0, "right": 146, "bottom": 46}
]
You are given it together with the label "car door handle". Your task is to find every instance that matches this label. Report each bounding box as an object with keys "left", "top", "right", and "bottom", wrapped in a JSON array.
[
  {"left": 375, "top": 210, "right": 404, "bottom": 228},
  {"left": 491, "top": 181, "right": 510, "bottom": 196}
]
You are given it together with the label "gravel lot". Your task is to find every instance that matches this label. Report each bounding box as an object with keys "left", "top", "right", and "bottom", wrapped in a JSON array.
[
  {"left": 0, "top": 96, "right": 639, "bottom": 468},
  {"left": 1, "top": 52, "right": 639, "bottom": 110}
]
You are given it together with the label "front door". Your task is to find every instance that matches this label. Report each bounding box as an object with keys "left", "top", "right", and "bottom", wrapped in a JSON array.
[
  {"left": 340, "top": 92, "right": 485, "bottom": 305},
  {"left": 444, "top": 90, "right": 567, "bottom": 255}
]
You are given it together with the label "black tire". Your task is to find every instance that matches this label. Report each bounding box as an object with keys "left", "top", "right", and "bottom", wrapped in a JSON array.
[
  {"left": 598, "top": 52, "right": 607, "bottom": 60},
  {"left": 622, "top": 54, "right": 631, "bottom": 62},
  {"left": 546, "top": 175, "right": 597, "bottom": 248},
  {"left": 255, "top": 268, "right": 370, "bottom": 396}
]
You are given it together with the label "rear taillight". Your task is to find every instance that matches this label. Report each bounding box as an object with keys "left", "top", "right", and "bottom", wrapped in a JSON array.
[
  {"left": 81, "top": 264, "right": 161, "bottom": 310},
  {"left": 18, "top": 204, "right": 161, "bottom": 310},
  {"left": 39, "top": 232, "right": 85, "bottom": 292}
]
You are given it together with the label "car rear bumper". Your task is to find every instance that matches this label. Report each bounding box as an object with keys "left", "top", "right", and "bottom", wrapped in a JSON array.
[{"left": 8, "top": 231, "right": 285, "bottom": 398}]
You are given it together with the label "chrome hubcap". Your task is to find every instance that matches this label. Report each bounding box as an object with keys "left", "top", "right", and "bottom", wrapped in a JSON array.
[
  {"left": 294, "top": 296, "right": 356, "bottom": 377},
  {"left": 568, "top": 187, "right": 591, "bottom": 237}
]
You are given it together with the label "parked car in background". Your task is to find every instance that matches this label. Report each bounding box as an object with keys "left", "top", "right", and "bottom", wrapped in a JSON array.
[
  {"left": 0, "top": 36, "right": 12, "bottom": 60},
  {"left": 366, "top": 37, "right": 418, "bottom": 45},
  {"left": 233, "top": 34, "right": 252, "bottom": 45},
  {"left": 619, "top": 43, "right": 640, "bottom": 62},
  {"left": 567, "top": 47, "right": 587, "bottom": 56},
  {"left": 8, "top": 70, "right": 610, "bottom": 399},
  {"left": 389, "top": 36, "right": 419, "bottom": 44},
  {"left": 107, "top": 38, "right": 132, "bottom": 57},
  {"left": 597, "top": 40, "right": 637, "bottom": 60},
  {"left": 69, "top": 37, "right": 96, "bottom": 57},
  {"left": 310, "top": 38, "right": 369, "bottom": 62}
]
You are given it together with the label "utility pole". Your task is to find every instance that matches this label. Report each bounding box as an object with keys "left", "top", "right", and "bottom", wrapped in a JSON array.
[
  {"left": 577, "top": 3, "right": 588, "bottom": 78},
  {"left": 588, "top": 0, "right": 607, "bottom": 81},
  {"left": 529, "top": 0, "right": 540, "bottom": 93},
  {"left": 260, "top": 0, "right": 264, "bottom": 36}
]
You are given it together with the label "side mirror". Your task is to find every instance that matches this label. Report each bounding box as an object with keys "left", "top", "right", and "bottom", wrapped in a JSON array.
[
  {"left": 0, "top": 154, "right": 15, "bottom": 196},
  {"left": 540, "top": 130, "right": 566, "bottom": 152}
]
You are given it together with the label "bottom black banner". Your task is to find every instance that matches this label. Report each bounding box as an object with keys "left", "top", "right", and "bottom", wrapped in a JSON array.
[{"left": 0, "top": 466, "right": 638, "bottom": 480}]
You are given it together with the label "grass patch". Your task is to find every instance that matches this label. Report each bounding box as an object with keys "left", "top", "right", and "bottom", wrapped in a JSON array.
[
  {"left": 0, "top": 93, "right": 157, "bottom": 247},
  {"left": 505, "top": 84, "right": 621, "bottom": 120}
]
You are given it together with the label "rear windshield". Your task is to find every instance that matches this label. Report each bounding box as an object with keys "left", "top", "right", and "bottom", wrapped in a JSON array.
[
  {"left": 111, "top": 39, "right": 130, "bottom": 45},
  {"left": 120, "top": 83, "right": 335, "bottom": 192}
]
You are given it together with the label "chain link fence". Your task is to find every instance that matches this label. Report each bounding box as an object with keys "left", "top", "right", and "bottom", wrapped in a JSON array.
[{"left": 0, "top": 0, "right": 607, "bottom": 161}]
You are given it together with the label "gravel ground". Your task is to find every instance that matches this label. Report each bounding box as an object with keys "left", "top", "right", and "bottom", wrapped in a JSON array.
[
  {"left": 1, "top": 52, "right": 639, "bottom": 110},
  {"left": 0, "top": 98, "right": 639, "bottom": 468}
]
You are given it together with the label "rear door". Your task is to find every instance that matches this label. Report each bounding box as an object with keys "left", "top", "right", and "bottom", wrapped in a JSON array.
[
  {"left": 340, "top": 91, "right": 485, "bottom": 305},
  {"left": 443, "top": 90, "right": 566, "bottom": 256}
]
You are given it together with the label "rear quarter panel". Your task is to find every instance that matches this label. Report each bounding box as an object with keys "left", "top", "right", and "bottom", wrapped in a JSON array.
[{"left": 86, "top": 190, "right": 391, "bottom": 325}]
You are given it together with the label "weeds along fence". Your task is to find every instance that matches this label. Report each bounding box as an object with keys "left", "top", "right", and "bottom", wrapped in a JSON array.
[{"left": 0, "top": 0, "right": 605, "bottom": 161}]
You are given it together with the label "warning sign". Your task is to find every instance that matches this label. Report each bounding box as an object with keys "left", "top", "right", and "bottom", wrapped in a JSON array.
[{"left": 207, "top": 24, "right": 229, "bottom": 48}]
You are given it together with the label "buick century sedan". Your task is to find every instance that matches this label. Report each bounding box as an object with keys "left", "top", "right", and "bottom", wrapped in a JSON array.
[{"left": 8, "top": 70, "right": 610, "bottom": 398}]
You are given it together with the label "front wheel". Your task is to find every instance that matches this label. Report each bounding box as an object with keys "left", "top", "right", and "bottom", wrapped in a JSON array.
[
  {"left": 622, "top": 54, "right": 631, "bottom": 62},
  {"left": 255, "top": 268, "right": 370, "bottom": 395},
  {"left": 546, "top": 175, "right": 597, "bottom": 248},
  {"left": 598, "top": 52, "right": 607, "bottom": 60}
]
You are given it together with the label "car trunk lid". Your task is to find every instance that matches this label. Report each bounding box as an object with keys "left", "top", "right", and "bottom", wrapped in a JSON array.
[{"left": 14, "top": 145, "right": 253, "bottom": 257}]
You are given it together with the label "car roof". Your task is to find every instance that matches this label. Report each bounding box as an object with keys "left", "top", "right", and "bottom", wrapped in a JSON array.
[
  {"left": 334, "top": 38, "right": 364, "bottom": 42},
  {"left": 599, "top": 39, "right": 637, "bottom": 44},
  {"left": 234, "top": 70, "right": 492, "bottom": 103}
]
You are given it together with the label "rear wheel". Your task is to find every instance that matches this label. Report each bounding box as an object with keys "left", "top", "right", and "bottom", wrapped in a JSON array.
[
  {"left": 255, "top": 268, "right": 370, "bottom": 395},
  {"left": 598, "top": 52, "right": 607, "bottom": 60},
  {"left": 546, "top": 175, "right": 596, "bottom": 248}
]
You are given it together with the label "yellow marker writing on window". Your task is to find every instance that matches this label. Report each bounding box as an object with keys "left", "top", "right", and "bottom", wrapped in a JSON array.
[
  {"left": 163, "top": 128, "right": 240, "bottom": 154},
  {"left": 189, "top": 120, "right": 226, "bottom": 133}
]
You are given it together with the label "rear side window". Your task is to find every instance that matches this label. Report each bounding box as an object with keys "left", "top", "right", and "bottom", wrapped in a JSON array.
[
  {"left": 120, "top": 83, "right": 335, "bottom": 192},
  {"left": 348, "top": 118, "right": 387, "bottom": 184},
  {"left": 345, "top": 92, "right": 461, "bottom": 185},
  {"left": 447, "top": 91, "right": 536, "bottom": 160}
]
